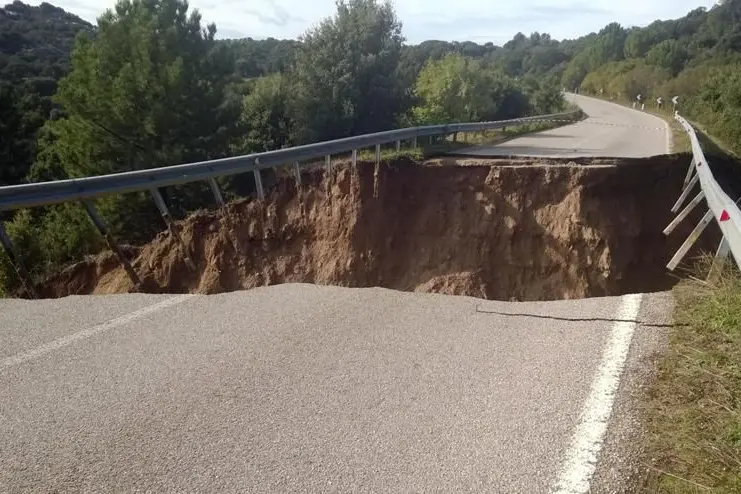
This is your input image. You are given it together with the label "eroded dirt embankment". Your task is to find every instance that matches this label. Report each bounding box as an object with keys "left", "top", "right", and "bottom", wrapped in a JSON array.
[{"left": 40, "top": 155, "right": 716, "bottom": 300}]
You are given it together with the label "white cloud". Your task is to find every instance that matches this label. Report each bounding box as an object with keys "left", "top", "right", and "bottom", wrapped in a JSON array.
[{"left": 26, "top": 0, "right": 719, "bottom": 44}]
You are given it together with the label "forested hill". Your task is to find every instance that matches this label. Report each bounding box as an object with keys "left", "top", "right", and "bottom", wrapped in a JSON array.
[
  {"left": 0, "top": 1, "right": 92, "bottom": 189},
  {"left": 0, "top": 1, "right": 92, "bottom": 83}
]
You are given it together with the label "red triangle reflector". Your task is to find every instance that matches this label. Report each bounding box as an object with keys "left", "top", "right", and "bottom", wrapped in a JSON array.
[{"left": 720, "top": 210, "right": 731, "bottom": 222}]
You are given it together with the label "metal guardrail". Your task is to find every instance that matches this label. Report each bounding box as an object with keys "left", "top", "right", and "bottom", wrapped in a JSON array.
[
  {"left": 664, "top": 113, "right": 741, "bottom": 278},
  {"left": 0, "top": 110, "right": 582, "bottom": 297}
]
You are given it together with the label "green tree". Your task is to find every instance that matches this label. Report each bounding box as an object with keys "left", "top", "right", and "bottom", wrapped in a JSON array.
[
  {"left": 646, "top": 39, "right": 688, "bottom": 75},
  {"left": 34, "top": 0, "right": 239, "bottom": 235},
  {"left": 0, "top": 83, "right": 32, "bottom": 186},
  {"left": 290, "top": 0, "right": 404, "bottom": 143},
  {"left": 562, "top": 51, "right": 590, "bottom": 89},
  {"left": 239, "top": 73, "right": 291, "bottom": 152},
  {"left": 49, "top": 0, "right": 237, "bottom": 178},
  {"left": 410, "top": 54, "right": 495, "bottom": 124},
  {"left": 624, "top": 28, "right": 655, "bottom": 59}
]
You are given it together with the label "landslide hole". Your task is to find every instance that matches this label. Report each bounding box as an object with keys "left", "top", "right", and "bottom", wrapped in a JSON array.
[{"left": 40, "top": 155, "right": 719, "bottom": 300}]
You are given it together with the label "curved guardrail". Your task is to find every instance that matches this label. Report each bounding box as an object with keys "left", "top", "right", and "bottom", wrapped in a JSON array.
[
  {"left": 664, "top": 113, "right": 741, "bottom": 277},
  {"left": 0, "top": 111, "right": 579, "bottom": 210},
  {"left": 0, "top": 110, "right": 582, "bottom": 297}
]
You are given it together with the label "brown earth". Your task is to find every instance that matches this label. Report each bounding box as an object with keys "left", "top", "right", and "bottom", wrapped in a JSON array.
[{"left": 39, "top": 155, "right": 719, "bottom": 300}]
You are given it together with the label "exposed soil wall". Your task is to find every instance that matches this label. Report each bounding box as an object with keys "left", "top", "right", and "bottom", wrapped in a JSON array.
[{"left": 40, "top": 155, "right": 717, "bottom": 300}]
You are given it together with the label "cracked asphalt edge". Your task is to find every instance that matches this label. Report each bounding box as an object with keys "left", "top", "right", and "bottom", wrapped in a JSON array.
[{"left": 590, "top": 291, "right": 674, "bottom": 494}]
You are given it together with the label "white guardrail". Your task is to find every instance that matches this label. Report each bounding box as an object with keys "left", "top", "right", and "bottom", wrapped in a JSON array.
[{"left": 665, "top": 114, "right": 741, "bottom": 277}]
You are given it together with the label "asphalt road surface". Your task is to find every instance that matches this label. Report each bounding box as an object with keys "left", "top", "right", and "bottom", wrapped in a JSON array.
[
  {"left": 1, "top": 286, "right": 672, "bottom": 493},
  {"left": 456, "top": 93, "right": 671, "bottom": 158}
]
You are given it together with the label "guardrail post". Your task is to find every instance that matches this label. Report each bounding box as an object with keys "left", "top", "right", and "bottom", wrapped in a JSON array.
[
  {"left": 395, "top": 140, "right": 401, "bottom": 153},
  {"left": 707, "top": 237, "right": 731, "bottom": 283},
  {"left": 671, "top": 173, "right": 700, "bottom": 214},
  {"left": 352, "top": 149, "right": 357, "bottom": 167},
  {"left": 667, "top": 209, "right": 714, "bottom": 271},
  {"left": 412, "top": 136, "right": 417, "bottom": 148},
  {"left": 293, "top": 161, "right": 302, "bottom": 186},
  {"left": 150, "top": 188, "right": 196, "bottom": 271},
  {"left": 82, "top": 200, "right": 141, "bottom": 287},
  {"left": 663, "top": 191, "right": 705, "bottom": 235},
  {"left": 207, "top": 178, "right": 225, "bottom": 207},
  {"left": 0, "top": 220, "right": 38, "bottom": 298},
  {"left": 682, "top": 157, "right": 696, "bottom": 188},
  {"left": 325, "top": 154, "right": 331, "bottom": 174},
  {"left": 253, "top": 169, "right": 265, "bottom": 200}
]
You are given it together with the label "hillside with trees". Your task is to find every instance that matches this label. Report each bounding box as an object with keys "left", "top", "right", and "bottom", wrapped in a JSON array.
[
  {"left": 0, "top": 1, "right": 92, "bottom": 187},
  {"left": 568, "top": 0, "right": 741, "bottom": 153}
]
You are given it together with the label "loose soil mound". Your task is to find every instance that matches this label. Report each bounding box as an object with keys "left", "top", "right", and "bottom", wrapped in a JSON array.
[{"left": 40, "top": 156, "right": 717, "bottom": 300}]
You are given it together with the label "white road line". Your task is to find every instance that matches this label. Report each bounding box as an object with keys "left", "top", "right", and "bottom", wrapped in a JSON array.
[
  {"left": 551, "top": 293, "right": 644, "bottom": 494},
  {"left": 1, "top": 295, "right": 193, "bottom": 370}
]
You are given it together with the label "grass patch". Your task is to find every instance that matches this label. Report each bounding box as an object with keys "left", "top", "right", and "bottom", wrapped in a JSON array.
[{"left": 642, "top": 258, "right": 741, "bottom": 492}]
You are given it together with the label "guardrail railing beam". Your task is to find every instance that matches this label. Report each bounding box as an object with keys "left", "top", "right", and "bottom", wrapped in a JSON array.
[
  {"left": 0, "top": 220, "right": 38, "bottom": 298},
  {"left": 0, "top": 111, "right": 579, "bottom": 212},
  {"left": 670, "top": 113, "right": 741, "bottom": 272},
  {"left": 82, "top": 200, "right": 141, "bottom": 287}
]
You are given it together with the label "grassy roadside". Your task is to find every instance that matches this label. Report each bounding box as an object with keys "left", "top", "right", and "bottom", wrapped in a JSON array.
[{"left": 641, "top": 260, "right": 741, "bottom": 492}]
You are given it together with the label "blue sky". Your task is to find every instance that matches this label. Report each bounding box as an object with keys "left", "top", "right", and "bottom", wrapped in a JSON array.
[{"left": 29, "top": 0, "right": 719, "bottom": 44}]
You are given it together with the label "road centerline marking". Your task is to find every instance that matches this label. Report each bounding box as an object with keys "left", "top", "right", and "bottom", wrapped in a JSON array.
[
  {"left": 551, "top": 293, "right": 644, "bottom": 494},
  {"left": 1, "top": 295, "right": 193, "bottom": 370}
]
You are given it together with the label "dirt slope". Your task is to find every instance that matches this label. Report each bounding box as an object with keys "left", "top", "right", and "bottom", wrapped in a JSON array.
[{"left": 41, "top": 156, "right": 716, "bottom": 300}]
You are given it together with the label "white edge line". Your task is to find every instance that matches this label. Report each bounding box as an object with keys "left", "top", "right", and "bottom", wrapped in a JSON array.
[
  {"left": 1, "top": 295, "right": 194, "bottom": 370},
  {"left": 551, "top": 293, "right": 644, "bottom": 494},
  {"left": 664, "top": 117, "right": 673, "bottom": 154}
]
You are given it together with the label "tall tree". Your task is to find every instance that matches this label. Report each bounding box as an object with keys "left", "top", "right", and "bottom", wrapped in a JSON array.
[
  {"left": 239, "top": 73, "right": 291, "bottom": 152},
  {"left": 48, "top": 0, "right": 238, "bottom": 176},
  {"left": 290, "top": 0, "right": 404, "bottom": 143},
  {"left": 410, "top": 54, "right": 494, "bottom": 124},
  {"left": 31, "top": 0, "right": 239, "bottom": 239}
]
